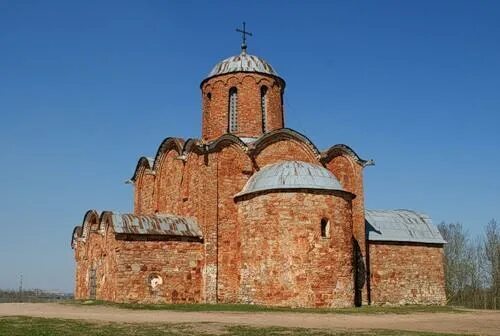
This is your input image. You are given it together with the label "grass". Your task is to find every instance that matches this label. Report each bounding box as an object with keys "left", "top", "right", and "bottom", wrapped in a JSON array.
[
  {"left": 65, "top": 300, "right": 460, "bottom": 314},
  {"left": 0, "top": 316, "right": 469, "bottom": 336}
]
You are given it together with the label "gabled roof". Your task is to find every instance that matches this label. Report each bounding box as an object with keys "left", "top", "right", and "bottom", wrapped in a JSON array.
[
  {"left": 365, "top": 209, "right": 445, "bottom": 244},
  {"left": 107, "top": 213, "right": 202, "bottom": 237},
  {"left": 72, "top": 211, "right": 203, "bottom": 248}
]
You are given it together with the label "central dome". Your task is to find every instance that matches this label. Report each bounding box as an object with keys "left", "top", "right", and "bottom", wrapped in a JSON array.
[
  {"left": 200, "top": 47, "right": 287, "bottom": 141},
  {"left": 207, "top": 51, "right": 279, "bottom": 79},
  {"left": 235, "top": 161, "right": 344, "bottom": 197}
]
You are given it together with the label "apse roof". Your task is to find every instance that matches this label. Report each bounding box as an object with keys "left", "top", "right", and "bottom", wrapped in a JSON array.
[
  {"left": 235, "top": 160, "right": 344, "bottom": 198},
  {"left": 108, "top": 213, "right": 202, "bottom": 238},
  {"left": 365, "top": 209, "right": 445, "bottom": 244},
  {"left": 207, "top": 51, "right": 279, "bottom": 79}
]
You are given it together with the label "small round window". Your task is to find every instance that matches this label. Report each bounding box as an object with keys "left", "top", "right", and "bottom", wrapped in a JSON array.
[{"left": 148, "top": 274, "right": 163, "bottom": 289}]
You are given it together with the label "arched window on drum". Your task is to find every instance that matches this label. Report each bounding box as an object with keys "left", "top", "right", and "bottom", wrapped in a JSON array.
[
  {"left": 261, "top": 86, "right": 268, "bottom": 133},
  {"left": 321, "top": 218, "right": 330, "bottom": 238},
  {"left": 228, "top": 87, "right": 238, "bottom": 133}
]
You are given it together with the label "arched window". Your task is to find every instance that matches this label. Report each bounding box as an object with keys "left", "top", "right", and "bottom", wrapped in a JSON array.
[
  {"left": 261, "top": 86, "right": 268, "bottom": 133},
  {"left": 280, "top": 89, "right": 284, "bottom": 126},
  {"left": 321, "top": 218, "right": 330, "bottom": 238},
  {"left": 228, "top": 87, "right": 238, "bottom": 133}
]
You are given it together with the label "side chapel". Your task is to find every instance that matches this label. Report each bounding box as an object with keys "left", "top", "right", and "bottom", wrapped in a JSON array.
[{"left": 71, "top": 28, "right": 446, "bottom": 307}]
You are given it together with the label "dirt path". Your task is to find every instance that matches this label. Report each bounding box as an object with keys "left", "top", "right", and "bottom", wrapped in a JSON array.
[{"left": 1, "top": 303, "right": 499, "bottom": 335}]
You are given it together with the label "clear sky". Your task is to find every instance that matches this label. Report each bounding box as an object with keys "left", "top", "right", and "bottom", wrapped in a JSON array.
[{"left": 0, "top": 1, "right": 499, "bottom": 292}]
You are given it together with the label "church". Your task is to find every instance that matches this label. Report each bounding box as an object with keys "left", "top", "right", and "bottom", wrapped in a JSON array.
[{"left": 71, "top": 30, "right": 446, "bottom": 307}]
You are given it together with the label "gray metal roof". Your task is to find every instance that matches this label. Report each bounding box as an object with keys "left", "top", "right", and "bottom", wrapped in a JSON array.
[
  {"left": 365, "top": 209, "right": 445, "bottom": 244},
  {"left": 208, "top": 52, "right": 279, "bottom": 79},
  {"left": 109, "top": 213, "right": 202, "bottom": 238},
  {"left": 235, "top": 160, "right": 343, "bottom": 198}
]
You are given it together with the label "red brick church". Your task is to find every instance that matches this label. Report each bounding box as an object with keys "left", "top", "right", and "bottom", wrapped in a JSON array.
[{"left": 71, "top": 34, "right": 446, "bottom": 307}]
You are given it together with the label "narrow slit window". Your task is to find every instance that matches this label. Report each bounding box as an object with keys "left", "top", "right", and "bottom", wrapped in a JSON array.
[
  {"left": 228, "top": 87, "right": 238, "bottom": 133},
  {"left": 321, "top": 218, "right": 330, "bottom": 238},
  {"left": 261, "top": 86, "right": 268, "bottom": 133}
]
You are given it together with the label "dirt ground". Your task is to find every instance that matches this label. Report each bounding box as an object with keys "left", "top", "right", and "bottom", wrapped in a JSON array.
[{"left": 1, "top": 303, "right": 499, "bottom": 335}]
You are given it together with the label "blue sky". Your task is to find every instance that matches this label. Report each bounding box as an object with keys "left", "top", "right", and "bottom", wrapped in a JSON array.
[{"left": 0, "top": 1, "right": 499, "bottom": 292}]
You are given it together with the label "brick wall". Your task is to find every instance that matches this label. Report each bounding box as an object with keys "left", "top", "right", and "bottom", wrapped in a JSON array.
[
  {"left": 74, "top": 224, "right": 204, "bottom": 304},
  {"left": 216, "top": 145, "right": 251, "bottom": 302},
  {"left": 368, "top": 242, "right": 446, "bottom": 305},
  {"left": 237, "top": 191, "right": 355, "bottom": 307},
  {"left": 155, "top": 149, "right": 183, "bottom": 214},
  {"left": 80, "top": 121, "right": 447, "bottom": 308},
  {"left": 114, "top": 237, "right": 204, "bottom": 303},
  {"left": 134, "top": 166, "right": 155, "bottom": 215},
  {"left": 127, "top": 136, "right": 367, "bottom": 307},
  {"left": 74, "top": 229, "right": 116, "bottom": 301},
  {"left": 74, "top": 214, "right": 105, "bottom": 300},
  {"left": 324, "top": 153, "right": 367, "bottom": 305},
  {"left": 254, "top": 138, "right": 318, "bottom": 168}
]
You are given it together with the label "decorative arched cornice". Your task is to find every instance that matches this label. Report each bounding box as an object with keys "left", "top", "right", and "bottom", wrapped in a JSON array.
[
  {"left": 182, "top": 138, "right": 203, "bottom": 155},
  {"left": 152, "top": 137, "right": 184, "bottom": 171},
  {"left": 130, "top": 156, "right": 154, "bottom": 182},
  {"left": 98, "top": 210, "right": 114, "bottom": 233},
  {"left": 203, "top": 82, "right": 213, "bottom": 91},
  {"left": 240, "top": 74, "right": 261, "bottom": 85},
  {"left": 81, "top": 209, "right": 99, "bottom": 240},
  {"left": 255, "top": 76, "right": 273, "bottom": 85},
  {"left": 204, "top": 133, "right": 249, "bottom": 153},
  {"left": 71, "top": 226, "right": 83, "bottom": 248},
  {"left": 224, "top": 75, "right": 241, "bottom": 87},
  {"left": 203, "top": 78, "right": 225, "bottom": 91},
  {"left": 321, "top": 144, "right": 373, "bottom": 167},
  {"left": 250, "top": 128, "right": 321, "bottom": 159},
  {"left": 200, "top": 71, "right": 286, "bottom": 89}
]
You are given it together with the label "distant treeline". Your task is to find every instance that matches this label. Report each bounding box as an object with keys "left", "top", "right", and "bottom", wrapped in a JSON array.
[
  {"left": 0, "top": 289, "right": 73, "bottom": 303},
  {"left": 438, "top": 219, "right": 500, "bottom": 309}
]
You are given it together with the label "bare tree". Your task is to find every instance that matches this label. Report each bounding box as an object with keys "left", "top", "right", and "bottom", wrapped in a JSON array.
[
  {"left": 438, "top": 222, "right": 473, "bottom": 303},
  {"left": 484, "top": 219, "right": 500, "bottom": 309},
  {"left": 439, "top": 220, "right": 500, "bottom": 309}
]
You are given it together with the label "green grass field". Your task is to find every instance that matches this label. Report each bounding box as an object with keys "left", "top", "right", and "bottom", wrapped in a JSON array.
[
  {"left": 67, "top": 300, "right": 459, "bottom": 314},
  {"left": 0, "top": 316, "right": 468, "bottom": 336}
]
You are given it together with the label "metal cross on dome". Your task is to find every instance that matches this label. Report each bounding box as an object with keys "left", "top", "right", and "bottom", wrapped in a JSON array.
[{"left": 236, "top": 22, "right": 252, "bottom": 52}]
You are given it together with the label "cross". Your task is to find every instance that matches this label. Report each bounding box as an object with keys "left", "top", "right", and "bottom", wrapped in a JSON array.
[{"left": 236, "top": 22, "right": 252, "bottom": 52}]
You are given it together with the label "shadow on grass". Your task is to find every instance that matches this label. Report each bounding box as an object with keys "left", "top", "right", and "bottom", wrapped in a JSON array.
[{"left": 63, "top": 300, "right": 461, "bottom": 314}]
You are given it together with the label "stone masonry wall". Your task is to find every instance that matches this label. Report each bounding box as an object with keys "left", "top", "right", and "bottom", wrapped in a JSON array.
[
  {"left": 237, "top": 191, "right": 354, "bottom": 307},
  {"left": 74, "top": 227, "right": 117, "bottom": 301},
  {"left": 114, "top": 237, "right": 204, "bottom": 304},
  {"left": 324, "top": 153, "right": 367, "bottom": 305},
  {"left": 368, "top": 242, "right": 446, "bottom": 305},
  {"left": 134, "top": 167, "right": 155, "bottom": 215},
  {"left": 74, "top": 227, "right": 204, "bottom": 303},
  {"left": 216, "top": 145, "right": 252, "bottom": 302},
  {"left": 74, "top": 240, "right": 90, "bottom": 300},
  {"left": 254, "top": 138, "right": 318, "bottom": 168},
  {"left": 127, "top": 136, "right": 363, "bottom": 306},
  {"left": 155, "top": 149, "right": 183, "bottom": 214}
]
